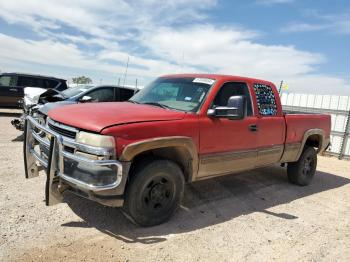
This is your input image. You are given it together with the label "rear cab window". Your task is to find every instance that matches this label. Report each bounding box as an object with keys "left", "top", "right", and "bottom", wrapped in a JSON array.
[{"left": 253, "top": 83, "right": 278, "bottom": 116}]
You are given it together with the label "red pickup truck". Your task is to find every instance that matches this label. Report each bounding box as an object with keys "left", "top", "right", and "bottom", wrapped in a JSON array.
[{"left": 24, "top": 74, "right": 331, "bottom": 226}]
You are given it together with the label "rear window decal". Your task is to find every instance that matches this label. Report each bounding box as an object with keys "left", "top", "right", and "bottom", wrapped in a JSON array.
[{"left": 253, "top": 83, "right": 277, "bottom": 116}]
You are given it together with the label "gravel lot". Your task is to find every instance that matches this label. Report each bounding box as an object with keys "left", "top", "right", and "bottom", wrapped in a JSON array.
[{"left": 0, "top": 108, "right": 349, "bottom": 262}]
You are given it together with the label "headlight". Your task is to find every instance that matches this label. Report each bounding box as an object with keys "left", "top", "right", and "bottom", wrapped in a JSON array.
[{"left": 76, "top": 131, "right": 115, "bottom": 148}]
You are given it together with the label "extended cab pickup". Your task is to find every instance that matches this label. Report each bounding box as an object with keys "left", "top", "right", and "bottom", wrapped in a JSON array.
[{"left": 24, "top": 74, "right": 331, "bottom": 226}]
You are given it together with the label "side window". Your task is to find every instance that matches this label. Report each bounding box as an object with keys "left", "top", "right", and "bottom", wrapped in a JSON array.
[
  {"left": 56, "top": 81, "right": 67, "bottom": 91},
  {"left": 46, "top": 79, "right": 59, "bottom": 89},
  {"left": 212, "top": 82, "right": 253, "bottom": 116},
  {"left": 0, "top": 76, "right": 17, "bottom": 87},
  {"left": 86, "top": 88, "right": 114, "bottom": 102},
  {"left": 118, "top": 88, "right": 135, "bottom": 101},
  {"left": 253, "top": 83, "right": 277, "bottom": 116},
  {"left": 18, "top": 76, "right": 41, "bottom": 88},
  {"left": 36, "top": 78, "right": 46, "bottom": 88}
]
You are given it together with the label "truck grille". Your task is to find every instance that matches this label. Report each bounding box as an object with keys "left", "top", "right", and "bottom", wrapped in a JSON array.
[{"left": 47, "top": 119, "right": 78, "bottom": 139}]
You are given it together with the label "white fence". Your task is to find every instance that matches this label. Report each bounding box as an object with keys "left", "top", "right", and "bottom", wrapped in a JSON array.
[{"left": 281, "top": 93, "right": 350, "bottom": 159}]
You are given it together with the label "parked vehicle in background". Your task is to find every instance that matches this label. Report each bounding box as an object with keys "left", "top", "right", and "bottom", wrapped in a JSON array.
[
  {"left": 24, "top": 74, "right": 331, "bottom": 226},
  {"left": 38, "top": 84, "right": 137, "bottom": 115},
  {"left": 12, "top": 85, "right": 137, "bottom": 131},
  {"left": 0, "top": 73, "right": 67, "bottom": 108}
]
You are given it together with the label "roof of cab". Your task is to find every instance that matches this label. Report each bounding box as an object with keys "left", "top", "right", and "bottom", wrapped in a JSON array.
[{"left": 160, "top": 73, "right": 275, "bottom": 86}]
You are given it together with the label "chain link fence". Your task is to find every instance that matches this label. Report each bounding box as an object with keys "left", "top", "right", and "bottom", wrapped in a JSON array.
[{"left": 280, "top": 93, "right": 350, "bottom": 160}]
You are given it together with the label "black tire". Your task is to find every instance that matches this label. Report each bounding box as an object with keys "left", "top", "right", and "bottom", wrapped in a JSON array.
[
  {"left": 287, "top": 146, "right": 317, "bottom": 186},
  {"left": 123, "top": 159, "right": 185, "bottom": 227}
]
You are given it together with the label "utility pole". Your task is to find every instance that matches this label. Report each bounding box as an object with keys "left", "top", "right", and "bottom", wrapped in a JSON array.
[
  {"left": 278, "top": 80, "right": 283, "bottom": 94},
  {"left": 122, "top": 56, "right": 129, "bottom": 88},
  {"left": 339, "top": 109, "right": 350, "bottom": 159},
  {"left": 181, "top": 51, "right": 185, "bottom": 72}
]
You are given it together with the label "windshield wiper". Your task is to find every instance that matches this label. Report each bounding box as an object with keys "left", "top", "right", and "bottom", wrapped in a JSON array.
[
  {"left": 142, "top": 102, "right": 171, "bottom": 109},
  {"left": 127, "top": 100, "right": 140, "bottom": 104}
]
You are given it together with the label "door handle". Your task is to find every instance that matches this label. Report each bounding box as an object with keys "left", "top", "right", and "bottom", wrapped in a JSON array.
[
  {"left": 9, "top": 88, "right": 18, "bottom": 92},
  {"left": 249, "top": 124, "right": 258, "bottom": 132}
]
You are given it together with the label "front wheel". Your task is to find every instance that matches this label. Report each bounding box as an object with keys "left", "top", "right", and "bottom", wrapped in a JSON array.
[
  {"left": 123, "top": 159, "right": 185, "bottom": 227},
  {"left": 287, "top": 146, "right": 317, "bottom": 186}
]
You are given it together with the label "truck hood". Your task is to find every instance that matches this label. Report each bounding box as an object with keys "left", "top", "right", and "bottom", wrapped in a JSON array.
[{"left": 48, "top": 102, "right": 186, "bottom": 132}]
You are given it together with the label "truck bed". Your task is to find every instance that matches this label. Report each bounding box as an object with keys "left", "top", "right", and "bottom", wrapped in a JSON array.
[{"left": 284, "top": 113, "right": 331, "bottom": 146}]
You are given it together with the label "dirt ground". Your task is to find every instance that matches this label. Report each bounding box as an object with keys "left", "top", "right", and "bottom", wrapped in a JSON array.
[{"left": 0, "top": 109, "right": 349, "bottom": 262}]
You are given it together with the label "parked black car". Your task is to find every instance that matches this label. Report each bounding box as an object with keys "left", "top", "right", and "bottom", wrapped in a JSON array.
[{"left": 0, "top": 72, "right": 67, "bottom": 108}]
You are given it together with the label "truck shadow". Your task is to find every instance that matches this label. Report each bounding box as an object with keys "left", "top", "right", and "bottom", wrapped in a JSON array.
[{"left": 62, "top": 166, "right": 350, "bottom": 244}]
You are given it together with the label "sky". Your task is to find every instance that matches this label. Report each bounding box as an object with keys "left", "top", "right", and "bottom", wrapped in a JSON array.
[{"left": 0, "top": 0, "right": 349, "bottom": 94}]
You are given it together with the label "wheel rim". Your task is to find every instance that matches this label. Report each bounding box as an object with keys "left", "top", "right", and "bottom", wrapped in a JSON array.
[
  {"left": 141, "top": 176, "right": 174, "bottom": 212},
  {"left": 302, "top": 156, "right": 314, "bottom": 176}
]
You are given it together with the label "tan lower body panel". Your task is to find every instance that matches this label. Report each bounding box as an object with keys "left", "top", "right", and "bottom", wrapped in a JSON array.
[
  {"left": 197, "top": 149, "right": 258, "bottom": 179},
  {"left": 256, "top": 145, "right": 284, "bottom": 168},
  {"left": 196, "top": 145, "right": 286, "bottom": 180},
  {"left": 280, "top": 143, "right": 302, "bottom": 163}
]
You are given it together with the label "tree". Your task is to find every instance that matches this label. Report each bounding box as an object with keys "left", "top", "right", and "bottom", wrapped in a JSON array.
[{"left": 72, "top": 76, "right": 92, "bottom": 85}]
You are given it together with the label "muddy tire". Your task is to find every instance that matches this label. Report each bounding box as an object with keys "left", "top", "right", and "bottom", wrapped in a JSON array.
[
  {"left": 123, "top": 159, "right": 185, "bottom": 227},
  {"left": 287, "top": 146, "right": 317, "bottom": 186}
]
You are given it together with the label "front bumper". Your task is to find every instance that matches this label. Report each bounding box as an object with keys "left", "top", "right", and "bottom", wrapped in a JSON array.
[{"left": 24, "top": 116, "right": 130, "bottom": 207}]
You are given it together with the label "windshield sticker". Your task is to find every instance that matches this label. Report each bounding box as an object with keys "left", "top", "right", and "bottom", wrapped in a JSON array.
[
  {"left": 184, "top": 97, "right": 192, "bottom": 101},
  {"left": 193, "top": 78, "right": 215, "bottom": 85}
]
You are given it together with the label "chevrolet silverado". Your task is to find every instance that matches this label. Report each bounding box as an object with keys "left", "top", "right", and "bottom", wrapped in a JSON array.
[{"left": 24, "top": 74, "right": 331, "bottom": 226}]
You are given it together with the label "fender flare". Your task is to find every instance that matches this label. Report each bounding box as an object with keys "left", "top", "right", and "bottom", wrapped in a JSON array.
[
  {"left": 119, "top": 136, "right": 199, "bottom": 181},
  {"left": 296, "top": 128, "right": 326, "bottom": 160}
]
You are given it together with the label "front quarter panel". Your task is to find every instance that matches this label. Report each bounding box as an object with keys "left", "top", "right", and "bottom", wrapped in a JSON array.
[{"left": 101, "top": 113, "right": 200, "bottom": 158}]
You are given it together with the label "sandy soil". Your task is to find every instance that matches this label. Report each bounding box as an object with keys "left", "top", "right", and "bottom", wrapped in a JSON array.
[{"left": 0, "top": 109, "right": 349, "bottom": 262}]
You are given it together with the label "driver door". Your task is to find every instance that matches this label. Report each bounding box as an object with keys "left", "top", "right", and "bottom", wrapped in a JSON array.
[{"left": 198, "top": 82, "right": 258, "bottom": 178}]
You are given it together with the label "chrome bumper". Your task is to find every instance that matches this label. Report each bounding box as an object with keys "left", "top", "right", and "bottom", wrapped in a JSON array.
[{"left": 24, "top": 116, "right": 125, "bottom": 206}]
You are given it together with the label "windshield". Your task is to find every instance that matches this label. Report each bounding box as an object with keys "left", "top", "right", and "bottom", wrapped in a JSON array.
[
  {"left": 61, "top": 85, "right": 94, "bottom": 98},
  {"left": 130, "top": 77, "right": 215, "bottom": 112}
]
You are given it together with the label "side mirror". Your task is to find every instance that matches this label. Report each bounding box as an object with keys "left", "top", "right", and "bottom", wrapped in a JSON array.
[
  {"left": 79, "top": 95, "right": 93, "bottom": 103},
  {"left": 207, "top": 95, "right": 246, "bottom": 120}
]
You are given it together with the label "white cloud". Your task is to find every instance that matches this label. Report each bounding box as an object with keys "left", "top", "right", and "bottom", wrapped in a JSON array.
[
  {"left": 282, "top": 22, "right": 329, "bottom": 33},
  {"left": 0, "top": 0, "right": 349, "bottom": 94},
  {"left": 282, "top": 12, "right": 350, "bottom": 34},
  {"left": 0, "top": 0, "right": 217, "bottom": 39},
  {"left": 0, "top": 33, "right": 197, "bottom": 79},
  {"left": 142, "top": 25, "right": 323, "bottom": 78}
]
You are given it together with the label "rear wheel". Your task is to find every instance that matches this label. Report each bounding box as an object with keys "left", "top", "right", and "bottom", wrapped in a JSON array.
[
  {"left": 123, "top": 159, "right": 185, "bottom": 227},
  {"left": 287, "top": 146, "right": 317, "bottom": 186}
]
